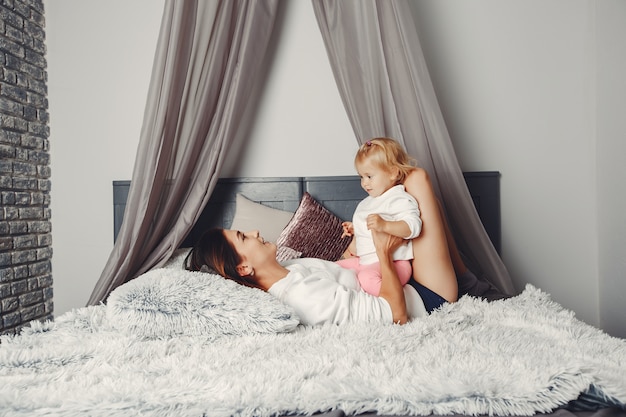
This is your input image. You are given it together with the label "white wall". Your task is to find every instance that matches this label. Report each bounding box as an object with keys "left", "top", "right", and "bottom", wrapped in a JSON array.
[
  {"left": 46, "top": 1, "right": 625, "bottom": 337},
  {"left": 410, "top": 0, "right": 625, "bottom": 337},
  {"left": 220, "top": 1, "right": 358, "bottom": 177},
  {"left": 46, "top": 0, "right": 165, "bottom": 315},
  {"left": 595, "top": 0, "right": 626, "bottom": 337}
]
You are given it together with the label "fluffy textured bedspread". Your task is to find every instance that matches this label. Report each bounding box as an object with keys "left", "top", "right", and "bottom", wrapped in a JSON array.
[{"left": 1, "top": 285, "right": 624, "bottom": 417}]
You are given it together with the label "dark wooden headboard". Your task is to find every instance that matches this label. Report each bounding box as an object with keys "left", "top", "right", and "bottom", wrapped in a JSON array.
[{"left": 113, "top": 171, "right": 500, "bottom": 252}]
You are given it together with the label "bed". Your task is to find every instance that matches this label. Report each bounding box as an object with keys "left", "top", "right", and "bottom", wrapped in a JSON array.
[{"left": 1, "top": 173, "right": 624, "bottom": 417}]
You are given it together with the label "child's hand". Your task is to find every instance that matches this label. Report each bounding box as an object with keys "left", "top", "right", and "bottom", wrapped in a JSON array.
[
  {"left": 341, "top": 221, "right": 354, "bottom": 238},
  {"left": 366, "top": 214, "right": 386, "bottom": 232}
]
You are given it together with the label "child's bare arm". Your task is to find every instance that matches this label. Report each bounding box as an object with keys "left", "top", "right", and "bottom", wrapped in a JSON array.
[
  {"left": 341, "top": 236, "right": 357, "bottom": 259},
  {"left": 341, "top": 221, "right": 354, "bottom": 238},
  {"left": 340, "top": 221, "right": 357, "bottom": 259}
]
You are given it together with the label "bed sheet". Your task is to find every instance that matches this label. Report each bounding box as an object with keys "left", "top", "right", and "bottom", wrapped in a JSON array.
[{"left": 306, "top": 410, "right": 626, "bottom": 417}]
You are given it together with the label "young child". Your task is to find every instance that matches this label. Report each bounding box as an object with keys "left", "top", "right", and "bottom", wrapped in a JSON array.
[{"left": 337, "top": 137, "right": 422, "bottom": 296}]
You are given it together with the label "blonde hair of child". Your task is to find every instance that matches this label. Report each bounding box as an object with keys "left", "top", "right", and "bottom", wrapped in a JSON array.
[{"left": 355, "top": 137, "right": 416, "bottom": 183}]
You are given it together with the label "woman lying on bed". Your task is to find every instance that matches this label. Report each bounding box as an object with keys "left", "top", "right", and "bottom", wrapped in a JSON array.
[
  {"left": 186, "top": 167, "right": 472, "bottom": 326},
  {"left": 188, "top": 227, "right": 414, "bottom": 324}
]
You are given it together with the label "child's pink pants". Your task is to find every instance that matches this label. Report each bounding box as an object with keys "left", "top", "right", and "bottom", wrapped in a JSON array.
[{"left": 336, "top": 257, "right": 413, "bottom": 296}]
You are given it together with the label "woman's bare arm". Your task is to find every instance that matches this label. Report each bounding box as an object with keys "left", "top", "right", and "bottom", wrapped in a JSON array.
[{"left": 372, "top": 230, "right": 408, "bottom": 324}]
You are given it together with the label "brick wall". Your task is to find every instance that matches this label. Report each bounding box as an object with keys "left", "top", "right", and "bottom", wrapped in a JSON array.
[{"left": 0, "top": 0, "right": 52, "bottom": 335}]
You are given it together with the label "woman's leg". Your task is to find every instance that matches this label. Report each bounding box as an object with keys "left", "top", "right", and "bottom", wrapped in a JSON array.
[
  {"left": 436, "top": 200, "right": 468, "bottom": 276},
  {"left": 403, "top": 168, "right": 459, "bottom": 302}
]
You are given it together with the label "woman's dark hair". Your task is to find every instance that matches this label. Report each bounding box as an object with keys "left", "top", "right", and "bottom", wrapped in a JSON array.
[{"left": 184, "top": 228, "right": 260, "bottom": 289}]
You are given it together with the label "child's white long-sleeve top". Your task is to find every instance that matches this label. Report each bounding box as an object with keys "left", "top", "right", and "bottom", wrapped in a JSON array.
[
  {"left": 268, "top": 258, "right": 427, "bottom": 326},
  {"left": 353, "top": 184, "right": 421, "bottom": 265}
]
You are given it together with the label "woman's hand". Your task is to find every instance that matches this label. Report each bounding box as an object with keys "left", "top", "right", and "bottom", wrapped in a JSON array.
[{"left": 371, "top": 229, "right": 405, "bottom": 257}]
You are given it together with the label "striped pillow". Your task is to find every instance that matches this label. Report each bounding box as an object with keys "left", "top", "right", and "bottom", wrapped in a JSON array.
[{"left": 276, "top": 192, "right": 351, "bottom": 261}]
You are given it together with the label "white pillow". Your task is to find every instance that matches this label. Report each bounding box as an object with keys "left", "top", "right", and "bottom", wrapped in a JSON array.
[
  {"left": 106, "top": 268, "right": 300, "bottom": 339},
  {"left": 230, "top": 193, "right": 294, "bottom": 243},
  {"left": 162, "top": 248, "right": 191, "bottom": 269}
]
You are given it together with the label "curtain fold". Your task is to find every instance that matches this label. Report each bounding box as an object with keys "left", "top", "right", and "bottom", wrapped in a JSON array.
[
  {"left": 88, "top": 0, "right": 280, "bottom": 305},
  {"left": 311, "top": 0, "right": 515, "bottom": 295}
]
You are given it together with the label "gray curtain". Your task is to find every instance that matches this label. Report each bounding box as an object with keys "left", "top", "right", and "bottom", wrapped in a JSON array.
[
  {"left": 88, "top": 0, "right": 280, "bottom": 305},
  {"left": 311, "top": 0, "right": 515, "bottom": 295}
]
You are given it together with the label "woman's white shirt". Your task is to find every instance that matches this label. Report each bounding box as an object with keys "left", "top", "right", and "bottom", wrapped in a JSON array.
[{"left": 268, "top": 258, "right": 426, "bottom": 326}]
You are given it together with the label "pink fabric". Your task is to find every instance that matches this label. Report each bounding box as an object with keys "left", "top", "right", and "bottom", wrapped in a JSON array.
[{"left": 336, "top": 257, "right": 412, "bottom": 296}]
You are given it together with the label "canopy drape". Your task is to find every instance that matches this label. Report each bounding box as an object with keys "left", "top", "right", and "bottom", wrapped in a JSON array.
[
  {"left": 90, "top": 0, "right": 514, "bottom": 305},
  {"left": 88, "top": 0, "right": 280, "bottom": 305},
  {"left": 311, "top": 0, "right": 514, "bottom": 294}
]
